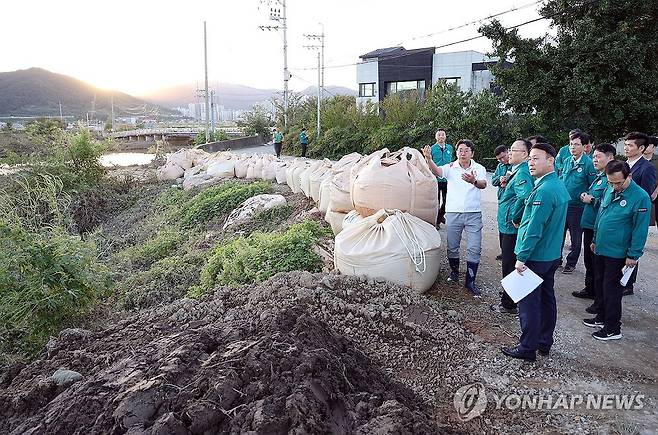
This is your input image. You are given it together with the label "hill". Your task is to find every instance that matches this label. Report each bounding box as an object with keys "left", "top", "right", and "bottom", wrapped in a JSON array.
[{"left": 0, "top": 68, "right": 176, "bottom": 119}]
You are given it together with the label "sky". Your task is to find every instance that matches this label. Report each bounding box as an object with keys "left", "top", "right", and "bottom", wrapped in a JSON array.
[{"left": 0, "top": 0, "right": 552, "bottom": 96}]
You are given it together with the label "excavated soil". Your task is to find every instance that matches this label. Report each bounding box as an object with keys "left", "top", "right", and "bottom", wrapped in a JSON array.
[{"left": 0, "top": 273, "right": 465, "bottom": 435}]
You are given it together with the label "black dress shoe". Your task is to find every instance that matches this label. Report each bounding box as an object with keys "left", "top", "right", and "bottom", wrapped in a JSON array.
[
  {"left": 501, "top": 346, "right": 536, "bottom": 362},
  {"left": 537, "top": 348, "right": 550, "bottom": 357},
  {"left": 622, "top": 286, "right": 634, "bottom": 296},
  {"left": 572, "top": 289, "right": 594, "bottom": 299}
]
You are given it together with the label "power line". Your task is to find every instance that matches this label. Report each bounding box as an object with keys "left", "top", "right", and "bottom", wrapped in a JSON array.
[
  {"left": 290, "top": 0, "right": 601, "bottom": 72},
  {"left": 393, "top": 0, "right": 544, "bottom": 46},
  {"left": 292, "top": 0, "right": 544, "bottom": 70}
]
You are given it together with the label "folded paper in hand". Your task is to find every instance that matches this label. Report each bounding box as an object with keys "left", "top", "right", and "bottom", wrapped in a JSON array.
[
  {"left": 620, "top": 265, "right": 635, "bottom": 287},
  {"left": 501, "top": 268, "right": 544, "bottom": 303}
]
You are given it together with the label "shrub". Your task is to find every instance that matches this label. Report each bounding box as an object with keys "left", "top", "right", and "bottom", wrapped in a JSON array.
[
  {"left": 120, "top": 252, "right": 205, "bottom": 310},
  {"left": 192, "top": 220, "right": 326, "bottom": 294},
  {"left": 0, "top": 221, "right": 109, "bottom": 355},
  {"left": 64, "top": 129, "right": 107, "bottom": 186},
  {"left": 123, "top": 229, "right": 187, "bottom": 269},
  {"left": 179, "top": 181, "right": 273, "bottom": 228}
]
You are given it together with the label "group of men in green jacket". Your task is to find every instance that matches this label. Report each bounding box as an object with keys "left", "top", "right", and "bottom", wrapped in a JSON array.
[{"left": 490, "top": 131, "right": 654, "bottom": 361}]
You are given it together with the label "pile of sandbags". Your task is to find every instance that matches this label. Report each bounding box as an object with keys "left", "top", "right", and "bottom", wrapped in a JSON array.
[
  {"left": 350, "top": 147, "right": 438, "bottom": 226},
  {"left": 334, "top": 209, "right": 442, "bottom": 294},
  {"left": 158, "top": 148, "right": 211, "bottom": 181}
]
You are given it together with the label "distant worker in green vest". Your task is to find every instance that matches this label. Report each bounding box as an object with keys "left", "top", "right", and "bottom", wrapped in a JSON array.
[
  {"left": 430, "top": 128, "right": 454, "bottom": 228},
  {"left": 299, "top": 128, "right": 309, "bottom": 157},
  {"left": 572, "top": 143, "right": 616, "bottom": 306},
  {"left": 585, "top": 160, "right": 651, "bottom": 340},
  {"left": 491, "top": 145, "right": 512, "bottom": 260},
  {"left": 273, "top": 127, "right": 284, "bottom": 158},
  {"left": 558, "top": 131, "right": 597, "bottom": 274},
  {"left": 491, "top": 139, "right": 533, "bottom": 315},
  {"left": 501, "top": 143, "right": 570, "bottom": 361}
]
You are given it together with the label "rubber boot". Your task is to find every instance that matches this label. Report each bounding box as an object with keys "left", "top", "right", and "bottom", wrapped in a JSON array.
[
  {"left": 465, "top": 261, "right": 481, "bottom": 297},
  {"left": 448, "top": 257, "right": 460, "bottom": 283}
]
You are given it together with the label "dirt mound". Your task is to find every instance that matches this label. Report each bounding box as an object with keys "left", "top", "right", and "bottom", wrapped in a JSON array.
[{"left": 0, "top": 272, "right": 467, "bottom": 434}]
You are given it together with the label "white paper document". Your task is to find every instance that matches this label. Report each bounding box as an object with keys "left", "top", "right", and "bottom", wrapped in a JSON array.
[
  {"left": 501, "top": 268, "right": 544, "bottom": 303},
  {"left": 620, "top": 265, "right": 636, "bottom": 286}
]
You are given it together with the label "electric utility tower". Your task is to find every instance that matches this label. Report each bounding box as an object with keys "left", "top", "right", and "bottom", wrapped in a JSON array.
[{"left": 258, "top": 0, "right": 289, "bottom": 128}]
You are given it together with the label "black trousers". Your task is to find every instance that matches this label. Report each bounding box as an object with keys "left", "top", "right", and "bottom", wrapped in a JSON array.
[
  {"left": 437, "top": 181, "right": 448, "bottom": 224},
  {"left": 562, "top": 205, "right": 584, "bottom": 267},
  {"left": 582, "top": 228, "right": 595, "bottom": 295},
  {"left": 274, "top": 142, "right": 282, "bottom": 158},
  {"left": 593, "top": 255, "right": 625, "bottom": 333},
  {"left": 301, "top": 143, "right": 307, "bottom": 157},
  {"left": 500, "top": 233, "right": 518, "bottom": 309},
  {"left": 518, "top": 259, "right": 560, "bottom": 352}
]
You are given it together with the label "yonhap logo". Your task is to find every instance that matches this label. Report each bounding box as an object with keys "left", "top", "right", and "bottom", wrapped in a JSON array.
[{"left": 454, "top": 383, "right": 487, "bottom": 421}]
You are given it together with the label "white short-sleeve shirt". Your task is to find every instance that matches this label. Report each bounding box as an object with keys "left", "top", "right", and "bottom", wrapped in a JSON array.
[{"left": 440, "top": 159, "right": 487, "bottom": 213}]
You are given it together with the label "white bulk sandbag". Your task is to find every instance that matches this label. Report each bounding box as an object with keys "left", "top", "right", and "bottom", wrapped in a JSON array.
[
  {"left": 234, "top": 158, "right": 249, "bottom": 178},
  {"left": 275, "top": 163, "right": 289, "bottom": 184},
  {"left": 261, "top": 160, "right": 278, "bottom": 181},
  {"left": 318, "top": 178, "right": 332, "bottom": 213},
  {"left": 168, "top": 150, "right": 195, "bottom": 170},
  {"left": 333, "top": 152, "right": 362, "bottom": 172},
  {"left": 190, "top": 149, "right": 211, "bottom": 166},
  {"left": 223, "top": 194, "right": 287, "bottom": 230},
  {"left": 207, "top": 160, "right": 235, "bottom": 178},
  {"left": 285, "top": 162, "right": 300, "bottom": 189},
  {"left": 329, "top": 170, "right": 355, "bottom": 213},
  {"left": 350, "top": 147, "right": 438, "bottom": 226},
  {"left": 334, "top": 209, "right": 442, "bottom": 294},
  {"left": 341, "top": 210, "right": 364, "bottom": 230},
  {"left": 308, "top": 159, "right": 333, "bottom": 202},
  {"left": 328, "top": 154, "right": 365, "bottom": 213},
  {"left": 158, "top": 164, "right": 184, "bottom": 181},
  {"left": 300, "top": 161, "right": 323, "bottom": 198},
  {"left": 292, "top": 164, "right": 309, "bottom": 194},
  {"left": 325, "top": 206, "right": 347, "bottom": 236}
]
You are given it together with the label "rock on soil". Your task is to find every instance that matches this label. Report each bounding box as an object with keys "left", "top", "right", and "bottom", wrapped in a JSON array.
[{"left": 0, "top": 272, "right": 471, "bottom": 435}]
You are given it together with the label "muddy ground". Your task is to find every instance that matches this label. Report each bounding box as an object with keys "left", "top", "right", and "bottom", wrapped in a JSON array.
[{"left": 0, "top": 163, "right": 656, "bottom": 434}]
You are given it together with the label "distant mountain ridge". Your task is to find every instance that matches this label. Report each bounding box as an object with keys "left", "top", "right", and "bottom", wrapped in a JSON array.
[
  {"left": 139, "top": 83, "right": 358, "bottom": 110},
  {"left": 0, "top": 68, "right": 176, "bottom": 119}
]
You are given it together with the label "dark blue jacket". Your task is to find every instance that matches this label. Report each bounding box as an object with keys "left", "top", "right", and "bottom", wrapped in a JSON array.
[{"left": 631, "top": 157, "right": 657, "bottom": 197}]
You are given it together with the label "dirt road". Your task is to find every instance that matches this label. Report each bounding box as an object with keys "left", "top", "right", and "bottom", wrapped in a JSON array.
[{"left": 430, "top": 174, "right": 658, "bottom": 431}]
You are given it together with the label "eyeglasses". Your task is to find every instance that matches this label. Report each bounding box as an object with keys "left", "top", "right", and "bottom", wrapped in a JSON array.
[{"left": 510, "top": 149, "right": 527, "bottom": 153}]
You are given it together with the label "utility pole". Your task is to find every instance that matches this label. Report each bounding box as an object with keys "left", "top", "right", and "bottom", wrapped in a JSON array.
[
  {"left": 58, "top": 100, "right": 64, "bottom": 124},
  {"left": 304, "top": 25, "right": 324, "bottom": 137},
  {"left": 304, "top": 24, "right": 325, "bottom": 100},
  {"left": 316, "top": 51, "right": 321, "bottom": 136},
  {"left": 203, "top": 21, "right": 211, "bottom": 143},
  {"left": 258, "top": 0, "right": 289, "bottom": 128}
]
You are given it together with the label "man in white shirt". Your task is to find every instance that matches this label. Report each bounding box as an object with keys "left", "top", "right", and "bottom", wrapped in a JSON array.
[{"left": 423, "top": 139, "right": 487, "bottom": 296}]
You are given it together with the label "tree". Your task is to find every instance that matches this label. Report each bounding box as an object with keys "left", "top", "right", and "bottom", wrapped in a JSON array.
[
  {"left": 479, "top": 0, "right": 658, "bottom": 142},
  {"left": 242, "top": 104, "right": 273, "bottom": 140}
]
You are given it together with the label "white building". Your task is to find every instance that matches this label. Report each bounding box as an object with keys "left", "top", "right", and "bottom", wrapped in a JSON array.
[{"left": 356, "top": 47, "right": 508, "bottom": 106}]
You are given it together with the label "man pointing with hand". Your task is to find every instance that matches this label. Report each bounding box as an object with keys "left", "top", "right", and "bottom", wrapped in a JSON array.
[{"left": 501, "top": 143, "right": 570, "bottom": 361}]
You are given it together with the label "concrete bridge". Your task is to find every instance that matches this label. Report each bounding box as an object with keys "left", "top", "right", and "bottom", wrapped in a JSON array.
[{"left": 106, "top": 126, "right": 245, "bottom": 149}]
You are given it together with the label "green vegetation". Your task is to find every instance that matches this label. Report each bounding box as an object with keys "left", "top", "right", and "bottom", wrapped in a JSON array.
[
  {"left": 179, "top": 181, "right": 273, "bottom": 228},
  {"left": 194, "top": 130, "right": 229, "bottom": 145},
  {"left": 191, "top": 220, "right": 327, "bottom": 296},
  {"left": 277, "top": 86, "right": 520, "bottom": 167},
  {"left": 0, "top": 174, "right": 109, "bottom": 356},
  {"left": 239, "top": 103, "right": 272, "bottom": 140},
  {"left": 479, "top": 0, "right": 658, "bottom": 142}
]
